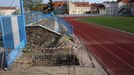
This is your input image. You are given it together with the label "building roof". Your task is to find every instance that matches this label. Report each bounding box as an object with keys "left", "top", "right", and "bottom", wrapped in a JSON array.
[
  {"left": 73, "top": 2, "right": 90, "bottom": 7},
  {"left": 90, "top": 3, "right": 105, "bottom": 9},
  {"left": 103, "top": 1, "right": 117, "bottom": 4},
  {"left": 54, "top": 1, "right": 66, "bottom": 7},
  {"left": 0, "top": 7, "right": 16, "bottom": 10},
  {"left": 40, "top": 1, "right": 67, "bottom": 10},
  {"left": 40, "top": 4, "right": 48, "bottom": 7},
  {"left": 117, "top": 0, "right": 134, "bottom": 3},
  {"left": 41, "top": 1, "right": 90, "bottom": 8}
]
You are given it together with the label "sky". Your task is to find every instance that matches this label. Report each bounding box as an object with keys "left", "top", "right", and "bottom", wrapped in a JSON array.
[
  {"left": 0, "top": 0, "right": 20, "bottom": 7},
  {"left": 0, "top": 0, "right": 117, "bottom": 7}
]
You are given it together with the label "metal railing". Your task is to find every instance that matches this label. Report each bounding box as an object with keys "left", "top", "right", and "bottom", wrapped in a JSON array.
[
  {"left": 58, "top": 14, "right": 100, "bottom": 17},
  {"left": 25, "top": 11, "right": 73, "bottom": 36},
  {"left": 25, "top": 11, "right": 46, "bottom": 24}
]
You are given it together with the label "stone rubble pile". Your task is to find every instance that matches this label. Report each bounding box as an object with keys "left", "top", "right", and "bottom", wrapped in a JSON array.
[{"left": 26, "top": 26, "right": 59, "bottom": 51}]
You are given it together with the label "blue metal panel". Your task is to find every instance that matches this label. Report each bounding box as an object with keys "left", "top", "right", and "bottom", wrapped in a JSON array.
[
  {"left": 18, "top": 16, "right": 26, "bottom": 48},
  {"left": 1, "top": 17, "right": 14, "bottom": 48},
  {"left": 18, "top": 16, "right": 25, "bottom": 41},
  {"left": 0, "top": 0, "right": 27, "bottom": 69},
  {"left": 0, "top": 16, "right": 27, "bottom": 69}
]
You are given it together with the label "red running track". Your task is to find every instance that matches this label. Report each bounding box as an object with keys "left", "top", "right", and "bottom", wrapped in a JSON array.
[{"left": 64, "top": 17, "right": 134, "bottom": 75}]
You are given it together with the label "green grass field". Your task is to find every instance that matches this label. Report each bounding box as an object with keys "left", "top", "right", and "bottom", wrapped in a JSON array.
[{"left": 80, "top": 16, "right": 134, "bottom": 33}]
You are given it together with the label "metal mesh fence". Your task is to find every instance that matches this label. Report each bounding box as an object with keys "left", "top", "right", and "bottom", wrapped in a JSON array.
[
  {"left": 0, "top": 11, "right": 74, "bottom": 68},
  {"left": 0, "top": 15, "right": 26, "bottom": 68},
  {"left": 57, "top": 17, "right": 73, "bottom": 35},
  {"left": 25, "top": 11, "right": 45, "bottom": 24},
  {"left": 25, "top": 12, "right": 73, "bottom": 36}
]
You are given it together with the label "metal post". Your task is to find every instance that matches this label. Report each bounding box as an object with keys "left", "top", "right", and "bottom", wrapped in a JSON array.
[
  {"left": 20, "top": 0, "right": 25, "bottom": 17},
  {"left": 20, "top": 0, "right": 27, "bottom": 44}
]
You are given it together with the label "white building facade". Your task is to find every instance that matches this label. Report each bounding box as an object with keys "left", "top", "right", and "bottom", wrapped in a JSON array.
[
  {"left": 69, "top": 2, "right": 91, "bottom": 14},
  {"left": 99, "top": 9, "right": 106, "bottom": 15}
]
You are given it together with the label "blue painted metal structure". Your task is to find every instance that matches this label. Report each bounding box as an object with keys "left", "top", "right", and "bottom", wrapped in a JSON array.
[
  {"left": 0, "top": 0, "right": 26, "bottom": 69},
  {"left": 0, "top": 0, "right": 73, "bottom": 69}
]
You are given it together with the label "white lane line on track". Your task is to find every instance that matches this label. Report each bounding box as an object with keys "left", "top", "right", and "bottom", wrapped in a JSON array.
[
  {"left": 74, "top": 27, "right": 134, "bottom": 70},
  {"left": 74, "top": 20, "right": 134, "bottom": 57},
  {"left": 75, "top": 31, "right": 114, "bottom": 74},
  {"left": 82, "top": 28, "right": 134, "bottom": 57}
]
